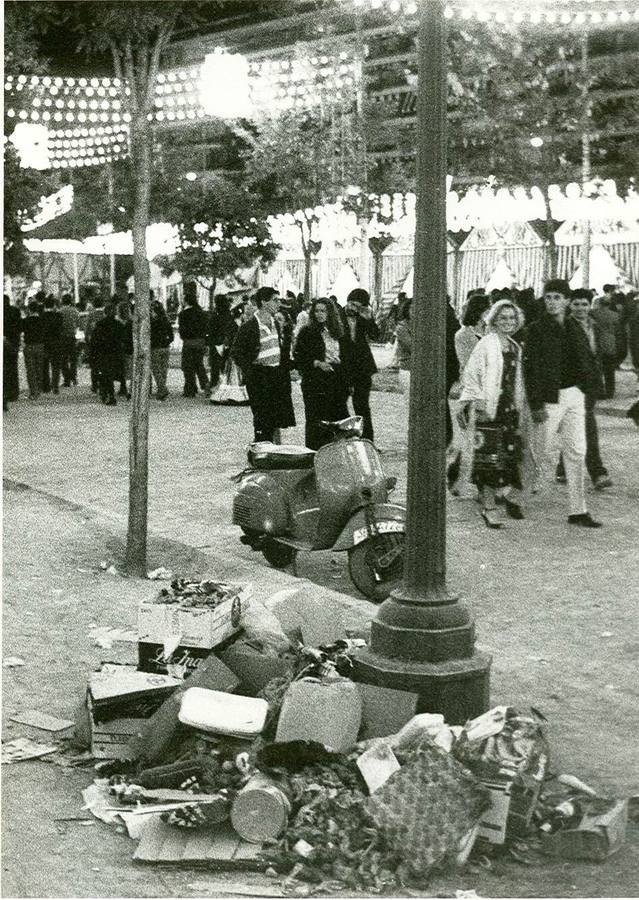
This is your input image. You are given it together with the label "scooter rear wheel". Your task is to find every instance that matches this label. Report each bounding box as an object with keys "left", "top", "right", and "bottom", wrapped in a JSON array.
[
  {"left": 262, "top": 539, "right": 297, "bottom": 569},
  {"left": 348, "top": 534, "right": 405, "bottom": 603}
]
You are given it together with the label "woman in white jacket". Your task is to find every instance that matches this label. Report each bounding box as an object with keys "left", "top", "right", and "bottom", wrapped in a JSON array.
[{"left": 458, "top": 299, "right": 526, "bottom": 528}]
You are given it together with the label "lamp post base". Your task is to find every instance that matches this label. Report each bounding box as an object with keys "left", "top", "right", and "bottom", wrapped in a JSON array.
[
  {"left": 352, "top": 588, "right": 492, "bottom": 726},
  {"left": 352, "top": 645, "right": 492, "bottom": 726}
]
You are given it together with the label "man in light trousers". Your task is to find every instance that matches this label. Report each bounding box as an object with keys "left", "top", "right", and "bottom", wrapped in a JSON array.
[{"left": 523, "top": 279, "right": 603, "bottom": 528}]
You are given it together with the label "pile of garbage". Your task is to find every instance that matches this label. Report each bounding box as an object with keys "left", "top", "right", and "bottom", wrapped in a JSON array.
[{"left": 67, "top": 576, "right": 628, "bottom": 892}]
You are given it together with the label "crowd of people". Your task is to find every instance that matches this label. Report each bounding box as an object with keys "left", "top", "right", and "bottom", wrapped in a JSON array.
[
  {"left": 395, "top": 280, "right": 639, "bottom": 530},
  {"left": 3, "top": 278, "right": 638, "bottom": 532}
]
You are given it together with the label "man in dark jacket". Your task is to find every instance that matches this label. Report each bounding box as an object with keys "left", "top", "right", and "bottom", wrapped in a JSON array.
[
  {"left": 178, "top": 283, "right": 209, "bottom": 397},
  {"left": 3, "top": 295, "right": 22, "bottom": 406},
  {"left": 555, "top": 289, "right": 611, "bottom": 491},
  {"left": 41, "top": 295, "right": 64, "bottom": 393},
  {"left": 341, "top": 288, "right": 380, "bottom": 442},
  {"left": 524, "top": 279, "right": 603, "bottom": 527},
  {"left": 90, "top": 302, "right": 122, "bottom": 405}
]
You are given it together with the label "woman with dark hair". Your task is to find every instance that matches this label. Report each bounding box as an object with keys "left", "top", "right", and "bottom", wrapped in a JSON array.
[
  {"left": 294, "top": 297, "right": 350, "bottom": 450},
  {"left": 208, "top": 293, "right": 232, "bottom": 392}
]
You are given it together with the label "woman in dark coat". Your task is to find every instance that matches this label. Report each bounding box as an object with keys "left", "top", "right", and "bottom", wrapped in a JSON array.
[{"left": 294, "top": 297, "right": 350, "bottom": 450}]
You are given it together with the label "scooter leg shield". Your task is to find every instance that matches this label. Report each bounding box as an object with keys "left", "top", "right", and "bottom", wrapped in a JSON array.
[{"left": 232, "top": 472, "right": 290, "bottom": 536}]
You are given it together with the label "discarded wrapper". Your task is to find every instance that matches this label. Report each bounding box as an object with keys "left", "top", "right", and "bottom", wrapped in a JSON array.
[{"left": 356, "top": 742, "right": 401, "bottom": 794}]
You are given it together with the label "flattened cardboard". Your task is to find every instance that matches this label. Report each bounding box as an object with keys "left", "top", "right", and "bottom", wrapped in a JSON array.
[
  {"left": 10, "top": 709, "right": 74, "bottom": 733},
  {"left": 541, "top": 799, "right": 628, "bottom": 861},
  {"left": 134, "top": 818, "right": 262, "bottom": 866},
  {"left": 356, "top": 682, "right": 418, "bottom": 739}
]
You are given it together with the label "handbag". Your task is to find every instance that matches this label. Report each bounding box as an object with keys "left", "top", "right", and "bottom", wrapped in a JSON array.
[{"left": 472, "top": 422, "right": 509, "bottom": 476}]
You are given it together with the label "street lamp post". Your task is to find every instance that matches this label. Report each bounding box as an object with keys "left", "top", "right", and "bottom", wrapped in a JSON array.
[{"left": 353, "top": 0, "right": 492, "bottom": 724}]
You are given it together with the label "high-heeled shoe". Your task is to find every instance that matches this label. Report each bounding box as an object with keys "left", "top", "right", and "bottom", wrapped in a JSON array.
[{"left": 481, "top": 508, "right": 503, "bottom": 529}]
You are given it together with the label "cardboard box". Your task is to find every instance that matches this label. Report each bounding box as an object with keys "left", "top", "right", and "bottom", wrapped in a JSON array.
[
  {"left": 137, "top": 588, "right": 250, "bottom": 651},
  {"left": 88, "top": 664, "right": 181, "bottom": 721},
  {"left": 87, "top": 663, "right": 182, "bottom": 759},
  {"left": 216, "top": 641, "right": 295, "bottom": 695},
  {"left": 90, "top": 715, "right": 146, "bottom": 759},
  {"left": 138, "top": 642, "right": 211, "bottom": 676},
  {"left": 541, "top": 799, "right": 627, "bottom": 861}
]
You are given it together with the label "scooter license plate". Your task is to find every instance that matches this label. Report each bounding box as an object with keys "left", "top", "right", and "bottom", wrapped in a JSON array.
[{"left": 353, "top": 520, "right": 405, "bottom": 545}]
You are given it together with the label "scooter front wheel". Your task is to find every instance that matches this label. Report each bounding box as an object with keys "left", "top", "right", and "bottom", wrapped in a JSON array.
[
  {"left": 348, "top": 534, "right": 405, "bottom": 603},
  {"left": 262, "top": 539, "right": 297, "bottom": 569}
]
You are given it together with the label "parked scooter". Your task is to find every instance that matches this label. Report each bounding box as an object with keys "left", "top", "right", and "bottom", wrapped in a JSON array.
[{"left": 232, "top": 417, "right": 405, "bottom": 602}]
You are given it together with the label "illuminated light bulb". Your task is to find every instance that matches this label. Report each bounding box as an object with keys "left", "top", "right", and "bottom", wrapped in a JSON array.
[
  {"left": 78, "top": 112, "right": 86, "bottom": 122},
  {"left": 79, "top": 78, "right": 87, "bottom": 87},
  {"left": 41, "top": 76, "right": 50, "bottom": 87},
  {"left": 42, "top": 111, "right": 51, "bottom": 121},
  {"left": 86, "top": 87, "right": 94, "bottom": 96},
  {"left": 112, "top": 112, "right": 121, "bottom": 121},
  {"left": 6, "top": 107, "right": 15, "bottom": 117},
  {"left": 101, "top": 78, "right": 110, "bottom": 87},
  {"left": 54, "top": 111, "right": 63, "bottom": 121},
  {"left": 55, "top": 98, "right": 64, "bottom": 108},
  {"left": 179, "top": 70, "right": 187, "bottom": 79},
  {"left": 389, "top": 0, "right": 400, "bottom": 11},
  {"left": 176, "top": 109, "right": 185, "bottom": 119},
  {"left": 50, "top": 85, "right": 58, "bottom": 95},
  {"left": 590, "top": 11, "right": 602, "bottom": 23},
  {"left": 371, "top": 0, "right": 381, "bottom": 8},
  {"left": 513, "top": 10, "right": 524, "bottom": 23},
  {"left": 167, "top": 71, "right": 176, "bottom": 81},
  {"left": 32, "top": 110, "right": 40, "bottom": 120},
  {"left": 546, "top": 11, "right": 557, "bottom": 24},
  {"left": 89, "top": 99, "right": 98, "bottom": 109},
  {"left": 97, "top": 86, "right": 106, "bottom": 96},
  {"left": 109, "top": 87, "right": 118, "bottom": 97},
  {"left": 32, "top": 96, "right": 41, "bottom": 107},
  {"left": 560, "top": 12, "right": 571, "bottom": 24},
  {"left": 495, "top": 11, "right": 506, "bottom": 23},
  {"left": 68, "top": 99, "right": 76, "bottom": 108},
  {"left": 66, "top": 112, "right": 75, "bottom": 122},
  {"left": 54, "top": 77, "right": 63, "bottom": 87},
  {"left": 196, "top": 108, "right": 205, "bottom": 117},
  {"left": 167, "top": 110, "right": 176, "bottom": 120},
  {"left": 67, "top": 78, "right": 75, "bottom": 87},
  {"left": 78, "top": 99, "right": 87, "bottom": 108},
  {"left": 17, "top": 74, "right": 27, "bottom": 85},
  {"left": 99, "top": 113, "right": 108, "bottom": 122},
  {"left": 185, "top": 82, "right": 194, "bottom": 92},
  {"left": 90, "top": 78, "right": 99, "bottom": 88},
  {"left": 100, "top": 100, "right": 109, "bottom": 110},
  {"left": 89, "top": 112, "right": 98, "bottom": 122},
  {"left": 574, "top": 12, "right": 586, "bottom": 24},
  {"left": 156, "top": 110, "right": 165, "bottom": 121},
  {"left": 607, "top": 11, "right": 618, "bottom": 23},
  {"left": 620, "top": 11, "right": 630, "bottom": 22}
]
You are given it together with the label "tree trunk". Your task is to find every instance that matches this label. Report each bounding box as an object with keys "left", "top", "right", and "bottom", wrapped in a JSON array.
[
  {"left": 372, "top": 250, "right": 383, "bottom": 314},
  {"left": 303, "top": 250, "right": 312, "bottom": 302},
  {"left": 125, "top": 116, "right": 153, "bottom": 576},
  {"left": 543, "top": 189, "right": 558, "bottom": 279}
]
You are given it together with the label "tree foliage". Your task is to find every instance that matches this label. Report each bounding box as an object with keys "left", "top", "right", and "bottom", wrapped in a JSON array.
[{"left": 156, "top": 173, "right": 280, "bottom": 290}]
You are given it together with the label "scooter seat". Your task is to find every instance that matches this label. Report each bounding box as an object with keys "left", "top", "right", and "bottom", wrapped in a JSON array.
[{"left": 248, "top": 442, "right": 316, "bottom": 470}]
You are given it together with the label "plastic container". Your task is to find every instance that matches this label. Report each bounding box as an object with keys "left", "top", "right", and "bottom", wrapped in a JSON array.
[
  {"left": 231, "top": 773, "right": 291, "bottom": 843},
  {"left": 275, "top": 677, "right": 362, "bottom": 752},
  {"left": 178, "top": 687, "right": 268, "bottom": 738}
]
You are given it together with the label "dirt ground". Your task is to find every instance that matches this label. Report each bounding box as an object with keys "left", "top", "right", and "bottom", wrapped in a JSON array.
[{"left": 2, "top": 362, "right": 639, "bottom": 898}]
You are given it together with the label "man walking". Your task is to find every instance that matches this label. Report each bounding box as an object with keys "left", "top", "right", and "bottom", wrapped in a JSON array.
[
  {"left": 554, "top": 289, "right": 612, "bottom": 491},
  {"left": 341, "top": 288, "right": 380, "bottom": 442},
  {"left": 233, "top": 286, "right": 295, "bottom": 443},
  {"left": 59, "top": 294, "right": 80, "bottom": 386},
  {"left": 90, "top": 302, "right": 122, "bottom": 405},
  {"left": 524, "top": 279, "right": 603, "bottom": 527},
  {"left": 178, "top": 283, "right": 209, "bottom": 398}
]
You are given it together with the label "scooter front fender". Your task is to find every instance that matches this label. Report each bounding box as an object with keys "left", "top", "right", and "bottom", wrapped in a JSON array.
[{"left": 332, "top": 503, "right": 406, "bottom": 551}]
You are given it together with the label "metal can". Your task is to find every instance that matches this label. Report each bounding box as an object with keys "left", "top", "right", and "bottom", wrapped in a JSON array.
[{"left": 230, "top": 773, "right": 291, "bottom": 843}]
